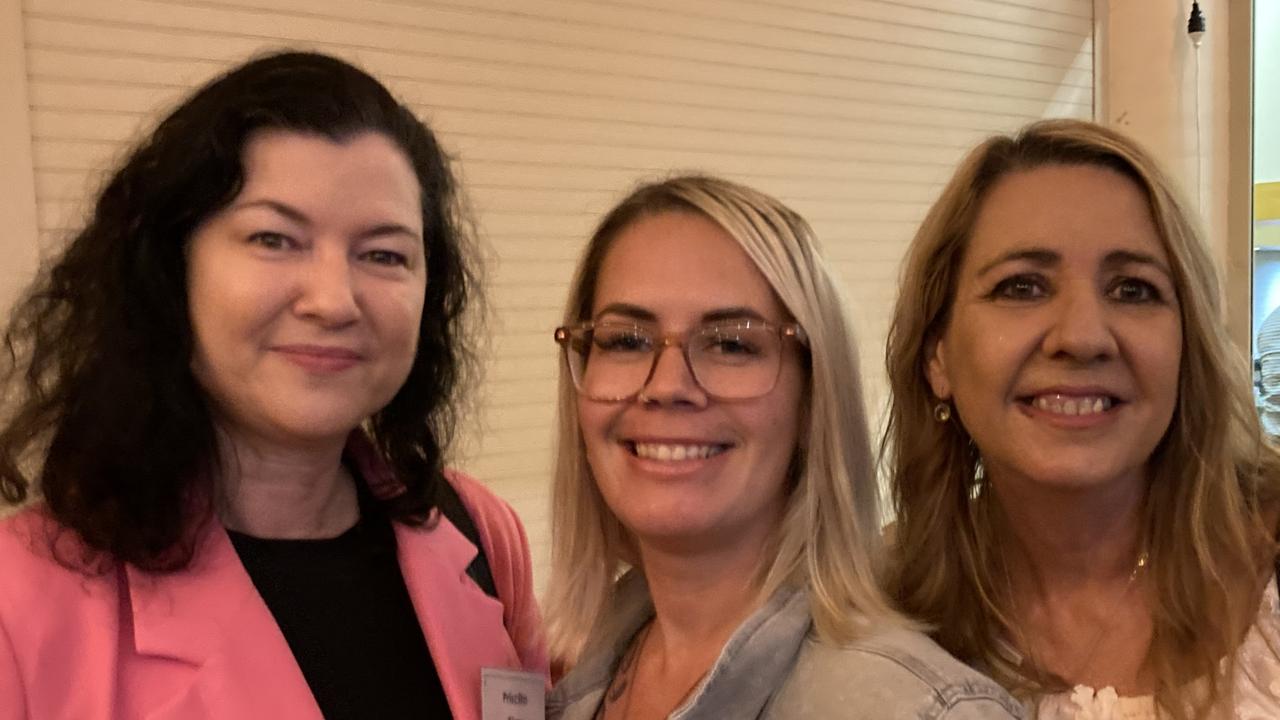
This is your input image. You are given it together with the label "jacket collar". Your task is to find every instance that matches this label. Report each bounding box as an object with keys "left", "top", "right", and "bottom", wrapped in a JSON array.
[
  {"left": 124, "top": 519, "right": 322, "bottom": 719},
  {"left": 123, "top": 433, "right": 513, "bottom": 720},
  {"left": 547, "top": 572, "right": 811, "bottom": 720},
  {"left": 395, "top": 513, "right": 518, "bottom": 718}
]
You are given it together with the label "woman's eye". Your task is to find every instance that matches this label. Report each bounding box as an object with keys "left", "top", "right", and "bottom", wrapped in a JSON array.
[
  {"left": 715, "top": 339, "right": 755, "bottom": 355},
  {"left": 989, "top": 275, "right": 1047, "bottom": 300},
  {"left": 703, "top": 335, "right": 760, "bottom": 356},
  {"left": 362, "top": 249, "right": 409, "bottom": 267},
  {"left": 1109, "top": 277, "right": 1161, "bottom": 303},
  {"left": 595, "top": 331, "right": 651, "bottom": 353},
  {"left": 248, "top": 231, "right": 294, "bottom": 250}
]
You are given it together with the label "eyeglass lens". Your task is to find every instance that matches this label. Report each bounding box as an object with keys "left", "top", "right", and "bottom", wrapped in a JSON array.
[{"left": 565, "top": 322, "right": 783, "bottom": 400}]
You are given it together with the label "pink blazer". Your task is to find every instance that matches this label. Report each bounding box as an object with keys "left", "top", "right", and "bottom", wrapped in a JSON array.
[{"left": 0, "top": 455, "right": 548, "bottom": 719}]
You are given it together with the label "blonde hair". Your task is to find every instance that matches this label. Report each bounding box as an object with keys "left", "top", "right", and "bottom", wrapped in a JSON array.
[
  {"left": 884, "top": 119, "right": 1280, "bottom": 719},
  {"left": 544, "top": 174, "right": 904, "bottom": 663}
]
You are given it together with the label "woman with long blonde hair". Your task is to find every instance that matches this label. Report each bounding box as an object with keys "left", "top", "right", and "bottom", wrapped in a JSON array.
[
  {"left": 544, "top": 175, "right": 1022, "bottom": 719},
  {"left": 885, "top": 118, "right": 1280, "bottom": 719}
]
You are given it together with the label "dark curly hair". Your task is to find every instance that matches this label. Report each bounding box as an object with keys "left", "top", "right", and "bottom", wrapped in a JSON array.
[{"left": 0, "top": 50, "right": 481, "bottom": 572}]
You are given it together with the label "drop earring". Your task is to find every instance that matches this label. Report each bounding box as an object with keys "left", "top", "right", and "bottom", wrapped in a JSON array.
[{"left": 933, "top": 402, "right": 952, "bottom": 423}]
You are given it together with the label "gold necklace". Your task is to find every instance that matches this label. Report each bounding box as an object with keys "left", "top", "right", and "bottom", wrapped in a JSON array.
[
  {"left": 1003, "top": 550, "right": 1149, "bottom": 687},
  {"left": 597, "top": 620, "right": 709, "bottom": 720}
]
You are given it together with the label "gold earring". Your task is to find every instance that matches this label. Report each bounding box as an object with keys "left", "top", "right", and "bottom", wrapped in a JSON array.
[{"left": 933, "top": 402, "right": 952, "bottom": 423}]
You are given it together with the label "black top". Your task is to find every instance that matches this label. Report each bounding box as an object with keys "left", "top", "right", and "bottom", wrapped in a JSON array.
[{"left": 228, "top": 487, "right": 452, "bottom": 720}]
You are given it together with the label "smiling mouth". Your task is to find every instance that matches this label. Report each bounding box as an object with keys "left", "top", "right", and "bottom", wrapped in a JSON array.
[
  {"left": 625, "top": 441, "right": 731, "bottom": 461},
  {"left": 274, "top": 345, "right": 364, "bottom": 373},
  {"left": 275, "top": 344, "right": 363, "bottom": 360},
  {"left": 1022, "top": 393, "right": 1119, "bottom": 417}
]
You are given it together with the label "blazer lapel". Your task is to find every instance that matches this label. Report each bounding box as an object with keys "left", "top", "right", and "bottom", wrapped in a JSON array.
[
  {"left": 123, "top": 433, "right": 514, "bottom": 720},
  {"left": 396, "top": 516, "right": 519, "bottom": 720},
  {"left": 124, "top": 521, "right": 321, "bottom": 720}
]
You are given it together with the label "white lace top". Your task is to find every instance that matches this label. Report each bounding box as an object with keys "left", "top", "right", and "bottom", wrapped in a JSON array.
[{"left": 1034, "top": 578, "right": 1280, "bottom": 719}]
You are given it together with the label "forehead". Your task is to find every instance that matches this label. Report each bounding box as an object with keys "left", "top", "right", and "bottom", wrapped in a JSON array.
[
  {"left": 591, "top": 211, "right": 787, "bottom": 321},
  {"left": 237, "top": 129, "right": 422, "bottom": 217},
  {"left": 964, "top": 163, "right": 1168, "bottom": 269}
]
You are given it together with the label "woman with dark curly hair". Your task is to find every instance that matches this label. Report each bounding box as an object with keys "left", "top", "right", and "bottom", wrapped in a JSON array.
[{"left": 0, "top": 51, "right": 547, "bottom": 719}]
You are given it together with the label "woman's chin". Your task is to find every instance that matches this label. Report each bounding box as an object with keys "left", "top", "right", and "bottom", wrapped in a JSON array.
[{"left": 217, "top": 407, "right": 370, "bottom": 450}]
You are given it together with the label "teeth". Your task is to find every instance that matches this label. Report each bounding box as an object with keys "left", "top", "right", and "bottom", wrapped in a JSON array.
[
  {"left": 1033, "top": 394, "right": 1113, "bottom": 416},
  {"left": 633, "top": 443, "right": 725, "bottom": 461}
]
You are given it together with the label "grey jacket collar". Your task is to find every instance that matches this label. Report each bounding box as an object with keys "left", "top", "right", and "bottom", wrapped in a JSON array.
[{"left": 548, "top": 572, "right": 811, "bottom": 719}]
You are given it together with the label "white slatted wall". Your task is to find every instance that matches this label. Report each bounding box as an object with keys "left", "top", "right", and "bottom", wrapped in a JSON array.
[{"left": 12, "top": 0, "right": 1094, "bottom": 589}]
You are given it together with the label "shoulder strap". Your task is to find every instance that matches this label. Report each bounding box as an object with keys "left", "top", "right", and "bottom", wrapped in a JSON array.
[{"left": 435, "top": 477, "right": 500, "bottom": 602}]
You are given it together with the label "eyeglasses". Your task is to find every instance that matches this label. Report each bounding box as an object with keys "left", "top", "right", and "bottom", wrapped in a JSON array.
[{"left": 554, "top": 319, "right": 807, "bottom": 402}]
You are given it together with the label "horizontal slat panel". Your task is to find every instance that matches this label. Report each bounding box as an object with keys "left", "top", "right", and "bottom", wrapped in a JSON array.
[
  {"left": 190, "top": 0, "right": 1094, "bottom": 53},
  {"left": 211, "top": 0, "right": 1097, "bottom": 88},
  {"left": 28, "top": 0, "right": 1091, "bottom": 78},
  {"left": 770, "top": 0, "right": 1092, "bottom": 27},
  {"left": 25, "top": 37, "right": 1073, "bottom": 130}
]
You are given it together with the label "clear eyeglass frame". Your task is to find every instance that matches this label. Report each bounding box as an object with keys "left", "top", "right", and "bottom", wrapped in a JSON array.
[{"left": 553, "top": 318, "right": 808, "bottom": 402}]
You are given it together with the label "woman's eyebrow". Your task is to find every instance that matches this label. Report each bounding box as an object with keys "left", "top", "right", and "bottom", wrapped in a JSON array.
[
  {"left": 229, "top": 200, "right": 420, "bottom": 242},
  {"left": 354, "top": 223, "right": 421, "bottom": 242},
  {"left": 593, "top": 304, "right": 769, "bottom": 324},
  {"left": 701, "top": 306, "right": 767, "bottom": 323},
  {"left": 594, "top": 303, "right": 656, "bottom": 322},
  {"left": 229, "top": 198, "right": 310, "bottom": 225},
  {"left": 1103, "top": 249, "right": 1171, "bottom": 278},
  {"left": 975, "top": 248, "right": 1058, "bottom": 277}
]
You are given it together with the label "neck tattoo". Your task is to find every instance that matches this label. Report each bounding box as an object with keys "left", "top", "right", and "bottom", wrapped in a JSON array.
[{"left": 597, "top": 620, "right": 708, "bottom": 720}]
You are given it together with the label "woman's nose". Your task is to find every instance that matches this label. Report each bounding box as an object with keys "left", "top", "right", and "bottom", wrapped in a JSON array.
[
  {"left": 292, "top": 245, "right": 359, "bottom": 327},
  {"left": 1041, "top": 285, "right": 1118, "bottom": 362},
  {"left": 637, "top": 340, "right": 708, "bottom": 407}
]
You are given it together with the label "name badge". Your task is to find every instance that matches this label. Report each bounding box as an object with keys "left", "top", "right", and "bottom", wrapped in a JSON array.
[{"left": 481, "top": 667, "right": 545, "bottom": 720}]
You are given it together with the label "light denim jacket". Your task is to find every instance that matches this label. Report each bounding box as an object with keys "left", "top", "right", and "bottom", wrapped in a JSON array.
[{"left": 548, "top": 574, "right": 1024, "bottom": 719}]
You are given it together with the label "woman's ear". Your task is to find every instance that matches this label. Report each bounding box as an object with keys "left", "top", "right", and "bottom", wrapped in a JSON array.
[{"left": 925, "top": 337, "right": 952, "bottom": 401}]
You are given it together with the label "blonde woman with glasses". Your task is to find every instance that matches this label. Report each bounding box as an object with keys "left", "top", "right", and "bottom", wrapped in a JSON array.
[
  {"left": 544, "top": 175, "right": 1023, "bottom": 719},
  {"left": 885, "top": 119, "right": 1280, "bottom": 719}
]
